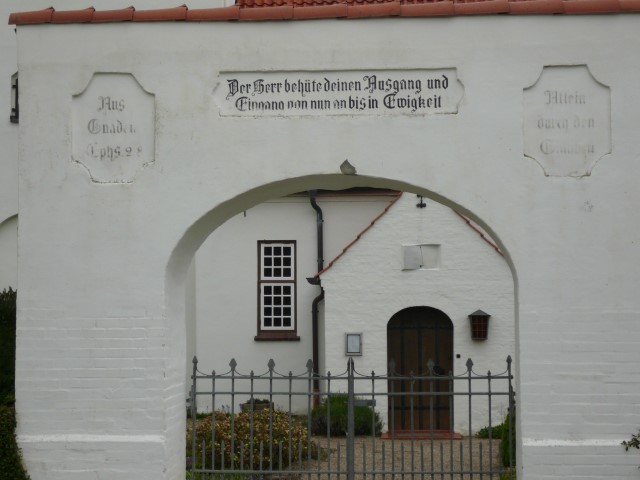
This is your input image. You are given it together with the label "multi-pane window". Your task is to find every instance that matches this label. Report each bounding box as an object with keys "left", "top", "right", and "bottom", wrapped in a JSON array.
[{"left": 257, "top": 241, "right": 297, "bottom": 338}]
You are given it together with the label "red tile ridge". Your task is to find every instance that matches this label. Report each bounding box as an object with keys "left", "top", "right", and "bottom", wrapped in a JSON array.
[
  {"left": 8, "top": 0, "right": 638, "bottom": 24},
  {"left": 133, "top": 5, "right": 188, "bottom": 21},
  {"left": 454, "top": 211, "right": 503, "bottom": 256},
  {"left": 293, "top": 4, "right": 349, "bottom": 19},
  {"left": 454, "top": 0, "right": 510, "bottom": 15},
  {"left": 348, "top": 1, "right": 401, "bottom": 17},
  {"left": 508, "top": 0, "right": 564, "bottom": 14},
  {"left": 239, "top": 5, "right": 294, "bottom": 19},
  {"left": 9, "top": 7, "right": 54, "bottom": 25},
  {"left": 314, "top": 192, "right": 403, "bottom": 280},
  {"left": 92, "top": 7, "right": 136, "bottom": 23},
  {"left": 400, "top": 2, "right": 455, "bottom": 17},
  {"left": 619, "top": 0, "right": 640, "bottom": 10},
  {"left": 52, "top": 7, "right": 95, "bottom": 23},
  {"left": 562, "top": 0, "right": 621, "bottom": 12},
  {"left": 187, "top": 6, "right": 241, "bottom": 20}
]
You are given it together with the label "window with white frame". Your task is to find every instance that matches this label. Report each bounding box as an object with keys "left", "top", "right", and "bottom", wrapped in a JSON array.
[{"left": 256, "top": 241, "right": 298, "bottom": 340}]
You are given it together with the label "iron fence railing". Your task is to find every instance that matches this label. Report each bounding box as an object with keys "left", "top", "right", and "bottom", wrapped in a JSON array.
[{"left": 189, "top": 356, "right": 515, "bottom": 480}]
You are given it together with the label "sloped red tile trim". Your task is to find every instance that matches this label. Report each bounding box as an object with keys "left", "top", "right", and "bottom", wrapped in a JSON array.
[
  {"left": 293, "top": 4, "right": 349, "bottom": 19},
  {"left": 619, "top": 0, "right": 640, "bottom": 10},
  {"left": 8, "top": 7, "right": 54, "bottom": 25},
  {"left": 239, "top": 5, "right": 294, "bottom": 19},
  {"left": 52, "top": 7, "right": 95, "bottom": 23},
  {"left": 348, "top": 1, "right": 401, "bottom": 17},
  {"left": 92, "top": 7, "right": 136, "bottom": 23},
  {"left": 400, "top": 1, "right": 455, "bottom": 16},
  {"left": 454, "top": 0, "right": 510, "bottom": 14},
  {"left": 187, "top": 6, "right": 241, "bottom": 20},
  {"left": 508, "top": 0, "right": 564, "bottom": 14},
  {"left": 133, "top": 5, "right": 188, "bottom": 21},
  {"left": 563, "top": 0, "right": 620, "bottom": 12},
  {"left": 314, "top": 192, "right": 403, "bottom": 280},
  {"left": 7, "top": 0, "right": 640, "bottom": 25}
]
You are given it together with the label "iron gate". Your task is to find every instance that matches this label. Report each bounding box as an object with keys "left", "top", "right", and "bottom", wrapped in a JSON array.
[{"left": 189, "top": 357, "right": 515, "bottom": 479}]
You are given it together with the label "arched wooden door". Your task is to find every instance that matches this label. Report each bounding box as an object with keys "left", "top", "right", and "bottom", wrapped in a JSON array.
[{"left": 387, "top": 307, "right": 453, "bottom": 432}]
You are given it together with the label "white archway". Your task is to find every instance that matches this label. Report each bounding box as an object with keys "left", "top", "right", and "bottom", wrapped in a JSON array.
[{"left": 164, "top": 174, "right": 520, "bottom": 477}]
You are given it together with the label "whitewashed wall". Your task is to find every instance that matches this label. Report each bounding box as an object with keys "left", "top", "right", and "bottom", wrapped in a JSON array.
[
  {"left": 321, "top": 194, "right": 514, "bottom": 432},
  {"left": 11, "top": 13, "right": 640, "bottom": 480}
]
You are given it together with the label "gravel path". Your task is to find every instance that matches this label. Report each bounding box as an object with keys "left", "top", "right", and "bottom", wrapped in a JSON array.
[{"left": 297, "top": 436, "right": 506, "bottom": 480}]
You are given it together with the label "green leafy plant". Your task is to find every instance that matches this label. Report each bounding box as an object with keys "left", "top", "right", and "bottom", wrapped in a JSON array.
[
  {"left": 476, "top": 422, "right": 507, "bottom": 439},
  {"left": 622, "top": 430, "right": 640, "bottom": 451},
  {"left": 187, "top": 408, "right": 315, "bottom": 471},
  {"left": 311, "top": 393, "right": 382, "bottom": 436},
  {"left": 0, "top": 288, "right": 29, "bottom": 479},
  {"left": 500, "top": 410, "right": 516, "bottom": 468},
  {"left": 0, "top": 288, "right": 17, "bottom": 405}
]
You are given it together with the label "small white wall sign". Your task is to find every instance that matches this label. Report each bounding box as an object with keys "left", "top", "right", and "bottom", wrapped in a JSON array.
[
  {"left": 346, "top": 333, "right": 363, "bottom": 356},
  {"left": 524, "top": 65, "right": 611, "bottom": 177},
  {"left": 72, "top": 73, "right": 155, "bottom": 183}
]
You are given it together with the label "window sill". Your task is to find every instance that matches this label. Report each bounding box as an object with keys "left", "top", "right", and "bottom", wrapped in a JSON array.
[{"left": 254, "top": 332, "right": 300, "bottom": 341}]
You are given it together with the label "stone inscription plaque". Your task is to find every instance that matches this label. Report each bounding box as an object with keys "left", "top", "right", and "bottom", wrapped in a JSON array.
[
  {"left": 524, "top": 66, "right": 611, "bottom": 177},
  {"left": 72, "top": 73, "right": 155, "bottom": 183},
  {"left": 214, "top": 70, "right": 463, "bottom": 117}
]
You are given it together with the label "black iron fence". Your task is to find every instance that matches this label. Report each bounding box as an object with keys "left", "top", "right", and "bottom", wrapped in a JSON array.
[{"left": 189, "top": 356, "right": 515, "bottom": 480}]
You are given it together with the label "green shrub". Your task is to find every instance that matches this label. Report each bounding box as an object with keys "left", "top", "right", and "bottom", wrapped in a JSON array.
[
  {"left": 500, "top": 410, "right": 516, "bottom": 468},
  {"left": 622, "top": 430, "right": 640, "bottom": 452},
  {"left": 187, "top": 408, "right": 315, "bottom": 471},
  {"left": 311, "top": 393, "right": 382, "bottom": 436},
  {"left": 0, "top": 405, "right": 29, "bottom": 480},
  {"left": 0, "top": 287, "right": 30, "bottom": 479},
  {"left": 0, "top": 288, "right": 17, "bottom": 405},
  {"left": 476, "top": 422, "right": 507, "bottom": 439}
]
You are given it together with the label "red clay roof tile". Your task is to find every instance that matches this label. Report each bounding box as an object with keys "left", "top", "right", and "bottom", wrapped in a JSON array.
[
  {"left": 7, "top": 0, "right": 638, "bottom": 24},
  {"left": 239, "top": 4, "right": 294, "bottom": 19},
  {"left": 132, "top": 5, "right": 188, "bottom": 21},
  {"left": 619, "top": 0, "right": 640, "bottom": 10},
  {"left": 8, "top": 7, "right": 54, "bottom": 25},
  {"left": 400, "top": 1, "right": 455, "bottom": 16},
  {"left": 92, "top": 6, "right": 136, "bottom": 22},
  {"left": 562, "top": 0, "right": 620, "bottom": 12},
  {"left": 186, "top": 6, "right": 241, "bottom": 20},
  {"left": 293, "top": 4, "right": 348, "bottom": 18},
  {"left": 454, "top": 0, "right": 510, "bottom": 14},
  {"left": 508, "top": 0, "right": 564, "bottom": 14},
  {"left": 51, "top": 7, "right": 95, "bottom": 23},
  {"left": 348, "top": 1, "right": 401, "bottom": 16}
]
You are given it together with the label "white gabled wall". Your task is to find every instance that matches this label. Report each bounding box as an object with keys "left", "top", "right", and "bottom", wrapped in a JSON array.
[{"left": 321, "top": 194, "right": 514, "bottom": 432}]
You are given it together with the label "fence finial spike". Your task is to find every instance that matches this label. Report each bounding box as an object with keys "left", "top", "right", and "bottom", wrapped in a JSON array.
[
  {"left": 506, "top": 355, "right": 512, "bottom": 365},
  {"left": 427, "top": 358, "right": 435, "bottom": 373},
  {"left": 466, "top": 358, "right": 474, "bottom": 371},
  {"left": 229, "top": 358, "right": 237, "bottom": 371},
  {"left": 388, "top": 359, "right": 396, "bottom": 375},
  {"left": 192, "top": 356, "right": 198, "bottom": 364},
  {"left": 268, "top": 358, "right": 276, "bottom": 371},
  {"left": 306, "top": 359, "right": 314, "bottom": 373}
]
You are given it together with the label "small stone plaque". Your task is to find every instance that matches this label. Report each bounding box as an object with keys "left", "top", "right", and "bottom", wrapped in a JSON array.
[
  {"left": 72, "top": 73, "right": 155, "bottom": 183},
  {"left": 214, "top": 70, "right": 464, "bottom": 117},
  {"left": 524, "top": 66, "right": 611, "bottom": 177}
]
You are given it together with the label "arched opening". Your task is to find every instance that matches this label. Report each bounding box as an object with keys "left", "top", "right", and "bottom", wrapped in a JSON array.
[
  {"left": 387, "top": 306, "right": 453, "bottom": 431},
  {"left": 165, "top": 174, "right": 519, "bottom": 477}
]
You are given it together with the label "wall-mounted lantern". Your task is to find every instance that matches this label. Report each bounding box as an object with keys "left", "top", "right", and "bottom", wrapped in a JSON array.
[
  {"left": 10, "top": 72, "right": 18, "bottom": 124},
  {"left": 469, "top": 310, "right": 491, "bottom": 340}
]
